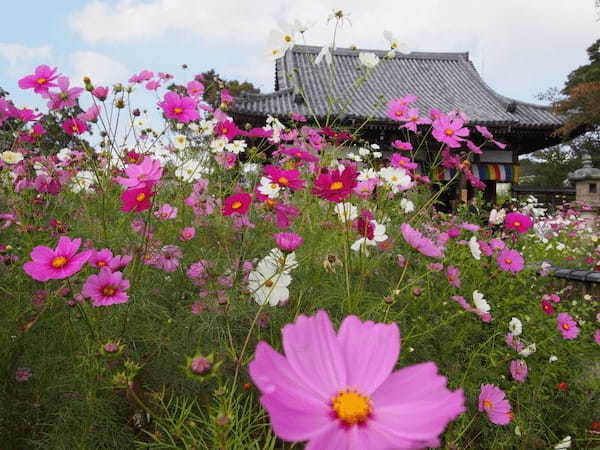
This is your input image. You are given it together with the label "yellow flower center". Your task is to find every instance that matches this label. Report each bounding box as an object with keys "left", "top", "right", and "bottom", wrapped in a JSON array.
[
  {"left": 136, "top": 192, "right": 146, "bottom": 202},
  {"left": 264, "top": 280, "right": 274, "bottom": 287},
  {"left": 284, "top": 35, "right": 292, "bottom": 42},
  {"left": 504, "top": 258, "right": 512, "bottom": 264},
  {"left": 395, "top": 110, "right": 403, "bottom": 117},
  {"left": 390, "top": 176, "right": 399, "bottom": 182},
  {"left": 51, "top": 256, "right": 68, "bottom": 268},
  {"left": 331, "top": 390, "right": 372, "bottom": 425},
  {"left": 71, "top": 125, "right": 79, "bottom": 132},
  {"left": 97, "top": 260, "right": 107, "bottom": 267},
  {"left": 445, "top": 129, "right": 454, "bottom": 136},
  {"left": 513, "top": 221, "right": 521, "bottom": 227},
  {"left": 231, "top": 201, "right": 243, "bottom": 209},
  {"left": 37, "top": 77, "right": 47, "bottom": 85},
  {"left": 483, "top": 399, "right": 493, "bottom": 409},
  {"left": 562, "top": 323, "right": 570, "bottom": 330},
  {"left": 102, "top": 285, "right": 116, "bottom": 296},
  {"left": 174, "top": 107, "right": 183, "bottom": 114},
  {"left": 329, "top": 181, "right": 344, "bottom": 191},
  {"left": 278, "top": 177, "right": 289, "bottom": 185}
]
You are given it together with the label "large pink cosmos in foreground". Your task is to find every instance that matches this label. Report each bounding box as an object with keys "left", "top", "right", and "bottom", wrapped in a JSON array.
[
  {"left": 23, "top": 236, "right": 91, "bottom": 282},
  {"left": 249, "top": 310, "right": 465, "bottom": 449}
]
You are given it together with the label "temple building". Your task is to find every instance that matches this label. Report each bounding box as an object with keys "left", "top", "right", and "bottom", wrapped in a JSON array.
[{"left": 232, "top": 45, "right": 566, "bottom": 203}]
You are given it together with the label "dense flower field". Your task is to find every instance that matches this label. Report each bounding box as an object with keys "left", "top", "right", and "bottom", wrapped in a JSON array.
[{"left": 1, "top": 24, "right": 599, "bottom": 449}]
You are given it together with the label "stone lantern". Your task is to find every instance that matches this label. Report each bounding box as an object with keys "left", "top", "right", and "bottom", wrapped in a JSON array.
[{"left": 567, "top": 153, "right": 600, "bottom": 213}]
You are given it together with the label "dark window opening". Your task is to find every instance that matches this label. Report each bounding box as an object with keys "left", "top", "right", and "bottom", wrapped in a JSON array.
[{"left": 590, "top": 184, "right": 597, "bottom": 193}]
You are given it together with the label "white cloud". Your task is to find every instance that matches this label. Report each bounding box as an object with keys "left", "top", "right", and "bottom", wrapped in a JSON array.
[
  {"left": 0, "top": 43, "right": 52, "bottom": 75},
  {"left": 69, "top": 51, "right": 130, "bottom": 86},
  {"left": 67, "top": 0, "right": 598, "bottom": 102}
]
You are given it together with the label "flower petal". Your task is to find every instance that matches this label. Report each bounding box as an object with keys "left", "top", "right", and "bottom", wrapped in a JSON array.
[
  {"left": 337, "top": 315, "right": 399, "bottom": 394},
  {"left": 282, "top": 310, "right": 346, "bottom": 400}
]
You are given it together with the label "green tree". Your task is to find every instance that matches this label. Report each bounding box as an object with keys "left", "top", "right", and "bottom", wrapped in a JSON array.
[{"left": 198, "top": 69, "right": 261, "bottom": 108}]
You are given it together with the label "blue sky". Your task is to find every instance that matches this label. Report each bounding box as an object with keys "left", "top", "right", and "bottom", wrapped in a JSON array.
[{"left": 1, "top": 0, "right": 598, "bottom": 112}]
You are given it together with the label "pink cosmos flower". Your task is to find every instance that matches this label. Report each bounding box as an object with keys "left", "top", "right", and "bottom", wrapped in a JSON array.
[
  {"left": 78, "top": 105, "right": 100, "bottom": 122},
  {"left": 18, "top": 65, "right": 60, "bottom": 95},
  {"left": 353, "top": 179, "right": 378, "bottom": 198},
  {"left": 475, "top": 125, "right": 506, "bottom": 149},
  {"left": 541, "top": 299, "right": 555, "bottom": 315},
  {"left": 386, "top": 95, "right": 416, "bottom": 121},
  {"left": 312, "top": 166, "right": 357, "bottom": 203},
  {"left": 155, "top": 203, "right": 178, "bottom": 220},
  {"left": 88, "top": 248, "right": 113, "bottom": 269},
  {"left": 82, "top": 267, "right": 130, "bottom": 307},
  {"left": 479, "top": 384, "right": 512, "bottom": 425},
  {"left": 214, "top": 120, "right": 240, "bottom": 141},
  {"left": 281, "top": 147, "right": 319, "bottom": 163},
  {"left": 509, "top": 359, "right": 528, "bottom": 383},
  {"left": 264, "top": 165, "right": 305, "bottom": 191},
  {"left": 180, "top": 227, "right": 196, "bottom": 241},
  {"left": 390, "top": 154, "right": 418, "bottom": 170},
  {"left": 391, "top": 140, "right": 413, "bottom": 151},
  {"left": 121, "top": 184, "right": 154, "bottom": 212},
  {"left": 594, "top": 329, "right": 600, "bottom": 345},
  {"left": 504, "top": 212, "right": 533, "bottom": 234},
  {"left": 557, "top": 312, "right": 580, "bottom": 340},
  {"left": 497, "top": 249, "right": 524, "bottom": 273},
  {"left": 249, "top": 310, "right": 465, "bottom": 448},
  {"left": 401, "top": 223, "right": 444, "bottom": 259},
  {"left": 222, "top": 192, "right": 252, "bottom": 216},
  {"left": 451, "top": 296, "right": 491, "bottom": 323},
  {"left": 129, "top": 70, "right": 154, "bottom": 84},
  {"left": 92, "top": 86, "right": 109, "bottom": 101},
  {"left": 187, "top": 80, "right": 205, "bottom": 97},
  {"left": 274, "top": 232, "right": 304, "bottom": 252},
  {"left": 402, "top": 108, "right": 431, "bottom": 132},
  {"left": 145, "top": 80, "right": 160, "bottom": 90},
  {"left": 156, "top": 245, "right": 182, "bottom": 272},
  {"left": 505, "top": 333, "right": 525, "bottom": 352},
  {"left": 446, "top": 266, "right": 461, "bottom": 288},
  {"left": 47, "top": 76, "right": 83, "bottom": 110},
  {"left": 291, "top": 113, "right": 307, "bottom": 122},
  {"left": 115, "top": 157, "right": 163, "bottom": 189},
  {"left": 23, "top": 236, "right": 92, "bottom": 282},
  {"left": 62, "top": 118, "right": 88, "bottom": 136},
  {"left": 159, "top": 91, "right": 199, "bottom": 123},
  {"left": 432, "top": 115, "right": 469, "bottom": 148}
]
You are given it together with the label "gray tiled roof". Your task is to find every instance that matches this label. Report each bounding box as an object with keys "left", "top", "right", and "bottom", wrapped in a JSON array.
[{"left": 234, "top": 45, "right": 563, "bottom": 129}]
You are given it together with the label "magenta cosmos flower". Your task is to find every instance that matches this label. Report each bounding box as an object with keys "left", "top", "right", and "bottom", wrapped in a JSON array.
[
  {"left": 478, "top": 384, "right": 512, "bottom": 425},
  {"left": 82, "top": 267, "right": 130, "bottom": 307},
  {"left": 121, "top": 184, "right": 154, "bottom": 212},
  {"left": 497, "top": 249, "right": 524, "bottom": 273},
  {"left": 222, "top": 192, "right": 252, "bottom": 216},
  {"left": 504, "top": 212, "right": 533, "bottom": 234},
  {"left": 115, "top": 157, "right": 163, "bottom": 188},
  {"left": 432, "top": 115, "right": 469, "bottom": 148},
  {"left": 158, "top": 91, "right": 199, "bottom": 123},
  {"left": 509, "top": 359, "right": 528, "bottom": 383},
  {"left": 62, "top": 118, "right": 88, "bottom": 136},
  {"left": 401, "top": 223, "right": 444, "bottom": 259},
  {"left": 274, "top": 232, "right": 303, "bottom": 252},
  {"left": 264, "top": 165, "right": 306, "bottom": 191},
  {"left": 249, "top": 311, "right": 465, "bottom": 448},
  {"left": 18, "top": 65, "right": 60, "bottom": 95},
  {"left": 312, "top": 166, "right": 358, "bottom": 203},
  {"left": 556, "top": 312, "right": 580, "bottom": 340},
  {"left": 24, "top": 236, "right": 92, "bottom": 282}
]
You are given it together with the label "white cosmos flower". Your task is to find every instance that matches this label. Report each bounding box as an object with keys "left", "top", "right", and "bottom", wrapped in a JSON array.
[
  {"left": 56, "top": 148, "right": 74, "bottom": 163},
  {"left": 519, "top": 343, "right": 536, "bottom": 357},
  {"left": 175, "top": 159, "right": 210, "bottom": 182},
  {"left": 554, "top": 436, "right": 571, "bottom": 450},
  {"left": 248, "top": 260, "right": 292, "bottom": 306},
  {"left": 400, "top": 198, "right": 415, "bottom": 213},
  {"left": 549, "top": 355, "right": 558, "bottom": 363},
  {"left": 468, "top": 236, "right": 481, "bottom": 260},
  {"left": 351, "top": 222, "right": 388, "bottom": 255},
  {"left": 508, "top": 317, "right": 522, "bottom": 336},
  {"left": 70, "top": 170, "right": 97, "bottom": 193},
  {"left": 358, "top": 168, "right": 378, "bottom": 181},
  {"left": 488, "top": 208, "right": 506, "bottom": 225},
  {"left": 379, "top": 167, "right": 411, "bottom": 192},
  {"left": 383, "top": 30, "right": 404, "bottom": 52},
  {"left": 359, "top": 52, "right": 380, "bottom": 69},
  {"left": 358, "top": 147, "right": 370, "bottom": 156},
  {"left": 210, "top": 137, "right": 228, "bottom": 154},
  {"left": 198, "top": 119, "right": 216, "bottom": 136},
  {"left": 173, "top": 135, "right": 187, "bottom": 150},
  {"left": 1, "top": 151, "right": 24, "bottom": 165},
  {"left": 315, "top": 46, "right": 333, "bottom": 66},
  {"left": 225, "top": 140, "right": 247, "bottom": 155},
  {"left": 334, "top": 203, "right": 358, "bottom": 223},
  {"left": 472, "top": 290, "right": 490, "bottom": 313},
  {"left": 242, "top": 163, "right": 260, "bottom": 175},
  {"left": 257, "top": 177, "right": 281, "bottom": 199},
  {"left": 372, "top": 151, "right": 382, "bottom": 158}
]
